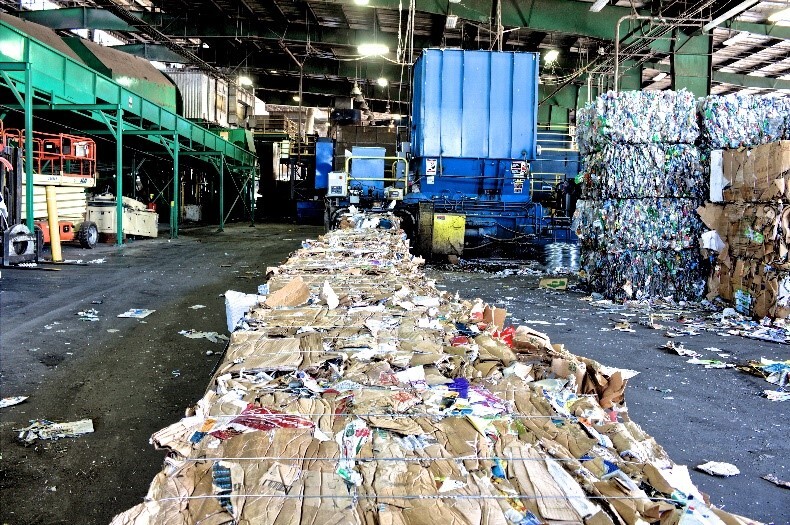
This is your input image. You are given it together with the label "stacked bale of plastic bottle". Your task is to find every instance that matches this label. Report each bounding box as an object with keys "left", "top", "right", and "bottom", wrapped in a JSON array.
[
  {"left": 575, "top": 90, "right": 706, "bottom": 301},
  {"left": 699, "top": 94, "right": 790, "bottom": 318}
]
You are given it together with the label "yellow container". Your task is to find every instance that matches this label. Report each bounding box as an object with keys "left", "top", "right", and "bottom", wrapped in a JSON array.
[{"left": 432, "top": 213, "right": 465, "bottom": 255}]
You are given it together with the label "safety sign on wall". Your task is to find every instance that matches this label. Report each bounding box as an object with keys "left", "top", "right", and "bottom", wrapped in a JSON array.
[{"left": 426, "top": 158, "right": 437, "bottom": 175}]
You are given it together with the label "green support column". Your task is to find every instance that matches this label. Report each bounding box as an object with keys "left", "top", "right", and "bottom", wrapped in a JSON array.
[
  {"left": 618, "top": 60, "right": 642, "bottom": 91},
  {"left": 115, "top": 107, "right": 123, "bottom": 245},
  {"left": 671, "top": 31, "right": 712, "bottom": 97},
  {"left": 172, "top": 137, "right": 180, "bottom": 239},
  {"left": 23, "top": 62, "right": 32, "bottom": 231},
  {"left": 537, "top": 104, "right": 551, "bottom": 128},
  {"left": 249, "top": 167, "right": 256, "bottom": 227},
  {"left": 218, "top": 154, "right": 225, "bottom": 232},
  {"left": 549, "top": 106, "right": 569, "bottom": 131}
]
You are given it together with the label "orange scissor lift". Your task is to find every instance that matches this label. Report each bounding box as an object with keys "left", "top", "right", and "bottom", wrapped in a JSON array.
[{"left": 1, "top": 123, "right": 100, "bottom": 249}]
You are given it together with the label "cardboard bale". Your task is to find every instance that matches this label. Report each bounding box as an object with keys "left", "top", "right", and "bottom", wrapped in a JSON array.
[
  {"left": 722, "top": 140, "right": 790, "bottom": 202},
  {"left": 111, "top": 212, "right": 758, "bottom": 525}
]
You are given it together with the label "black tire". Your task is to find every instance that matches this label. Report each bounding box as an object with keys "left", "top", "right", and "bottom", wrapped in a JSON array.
[{"left": 77, "top": 221, "right": 99, "bottom": 249}]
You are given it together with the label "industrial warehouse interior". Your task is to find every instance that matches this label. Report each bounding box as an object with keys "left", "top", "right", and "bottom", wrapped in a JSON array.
[{"left": 0, "top": 0, "right": 789, "bottom": 524}]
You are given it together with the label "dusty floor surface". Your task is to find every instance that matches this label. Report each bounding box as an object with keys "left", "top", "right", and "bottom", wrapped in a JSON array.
[{"left": 0, "top": 227, "right": 787, "bottom": 524}]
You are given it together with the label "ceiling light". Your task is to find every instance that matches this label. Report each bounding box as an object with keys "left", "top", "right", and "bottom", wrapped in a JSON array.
[
  {"left": 652, "top": 72, "right": 668, "bottom": 81},
  {"left": 544, "top": 49, "right": 559, "bottom": 63},
  {"left": 589, "top": 0, "right": 608, "bottom": 12},
  {"left": 202, "top": 42, "right": 209, "bottom": 49},
  {"left": 354, "top": 0, "right": 369, "bottom": 5},
  {"left": 357, "top": 43, "right": 389, "bottom": 56},
  {"left": 722, "top": 31, "right": 750, "bottom": 46},
  {"left": 293, "top": 95, "right": 300, "bottom": 102},
  {"left": 269, "top": 69, "right": 277, "bottom": 74},
  {"left": 351, "top": 81, "right": 362, "bottom": 96},
  {"left": 445, "top": 14, "right": 458, "bottom": 29},
  {"left": 449, "top": 0, "right": 461, "bottom": 3},
  {"left": 238, "top": 75, "right": 253, "bottom": 86},
  {"left": 377, "top": 77, "right": 388, "bottom": 87},
  {"left": 769, "top": 7, "right": 790, "bottom": 23}
]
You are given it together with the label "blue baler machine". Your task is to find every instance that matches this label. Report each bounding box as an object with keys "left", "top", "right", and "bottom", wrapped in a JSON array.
[{"left": 325, "top": 48, "right": 571, "bottom": 256}]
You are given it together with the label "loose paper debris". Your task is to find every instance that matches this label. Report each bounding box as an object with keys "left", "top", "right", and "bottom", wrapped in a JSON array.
[
  {"left": 0, "top": 396, "right": 28, "bottom": 409},
  {"left": 696, "top": 461, "right": 740, "bottom": 477},
  {"left": 178, "top": 330, "right": 229, "bottom": 343},
  {"left": 16, "top": 419, "right": 94, "bottom": 442},
  {"left": 117, "top": 309, "right": 155, "bottom": 319}
]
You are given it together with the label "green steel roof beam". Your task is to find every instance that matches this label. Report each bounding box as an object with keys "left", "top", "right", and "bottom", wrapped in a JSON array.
[
  {"left": 644, "top": 61, "right": 790, "bottom": 90},
  {"left": 714, "top": 71, "right": 790, "bottom": 90},
  {"left": 715, "top": 20, "right": 790, "bottom": 40},
  {"left": 18, "top": 7, "right": 138, "bottom": 31},
  {"left": 345, "top": 0, "right": 787, "bottom": 42},
  {"left": 112, "top": 43, "right": 189, "bottom": 64}
]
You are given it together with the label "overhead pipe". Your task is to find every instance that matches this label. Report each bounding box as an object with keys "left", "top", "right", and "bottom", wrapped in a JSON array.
[{"left": 613, "top": 14, "right": 709, "bottom": 91}]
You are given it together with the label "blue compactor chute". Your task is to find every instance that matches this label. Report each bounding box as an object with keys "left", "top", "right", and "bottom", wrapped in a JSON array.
[{"left": 324, "top": 48, "right": 575, "bottom": 256}]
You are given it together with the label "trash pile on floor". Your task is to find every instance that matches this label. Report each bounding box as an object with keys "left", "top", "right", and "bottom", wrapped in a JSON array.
[
  {"left": 575, "top": 90, "right": 706, "bottom": 301},
  {"left": 111, "top": 212, "right": 759, "bottom": 525}
]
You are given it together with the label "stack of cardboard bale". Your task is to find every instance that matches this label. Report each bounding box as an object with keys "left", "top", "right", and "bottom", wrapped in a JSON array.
[
  {"left": 575, "top": 90, "right": 706, "bottom": 301},
  {"left": 111, "top": 211, "right": 757, "bottom": 525},
  {"left": 699, "top": 94, "right": 790, "bottom": 317}
]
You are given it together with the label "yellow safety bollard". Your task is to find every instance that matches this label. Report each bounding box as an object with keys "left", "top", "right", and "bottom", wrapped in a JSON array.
[{"left": 44, "top": 185, "right": 62, "bottom": 262}]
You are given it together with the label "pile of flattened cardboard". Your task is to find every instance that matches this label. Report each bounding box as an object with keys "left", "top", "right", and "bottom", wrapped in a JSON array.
[
  {"left": 111, "top": 212, "right": 758, "bottom": 525},
  {"left": 700, "top": 140, "right": 790, "bottom": 318}
]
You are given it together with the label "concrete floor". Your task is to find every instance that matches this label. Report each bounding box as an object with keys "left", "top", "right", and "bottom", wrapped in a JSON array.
[{"left": 0, "top": 226, "right": 787, "bottom": 524}]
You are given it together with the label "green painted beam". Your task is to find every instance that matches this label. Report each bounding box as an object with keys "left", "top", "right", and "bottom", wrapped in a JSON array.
[
  {"left": 18, "top": 7, "right": 138, "bottom": 32},
  {"left": 619, "top": 60, "right": 642, "bottom": 91},
  {"left": 112, "top": 43, "right": 188, "bottom": 64},
  {"left": 714, "top": 71, "right": 790, "bottom": 90},
  {"left": 726, "top": 20, "right": 790, "bottom": 41},
  {"left": 0, "top": 19, "right": 256, "bottom": 167},
  {"left": 645, "top": 60, "right": 790, "bottom": 91},
  {"left": 671, "top": 32, "right": 712, "bottom": 97}
]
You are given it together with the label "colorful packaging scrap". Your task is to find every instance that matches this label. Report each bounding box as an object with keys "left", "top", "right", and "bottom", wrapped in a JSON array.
[
  {"left": 582, "top": 248, "right": 706, "bottom": 301},
  {"left": 577, "top": 198, "right": 704, "bottom": 252},
  {"left": 576, "top": 89, "right": 699, "bottom": 154},
  {"left": 109, "top": 212, "right": 756, "bottom": 525},
  {"left": 580, "top": 144, "right": 705, "bottom": 200},
  {"left": 700, "top": 94, "right": 790, "bottom": 149}
]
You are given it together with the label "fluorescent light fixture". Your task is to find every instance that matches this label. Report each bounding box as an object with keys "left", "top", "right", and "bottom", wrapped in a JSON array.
[
  {"left": 377, "top": 77, "right": 388, "bottom": 87},
  {"left": 357, "top": 43, "right": 389, "bottom": 56},
  {"left": 589, "top": 0, "right": 608, "bottom": 12},
  {"left": 703, "top": 0, "right": 760, "bottom": 31},
  {"left": 769, "top": 7, "right": 790, "bottom": 22},
  {"left": 354, "top": 0, "right": 369, "bottom": 5},
  {"left": 238, "top": 75, "right": 253, "bottom": 86},
  {"left": 449, "top": 0, "right": 461, "bottom": 3},
  {"left": 722, "top": 31, "right": 750, "bottom": 46},
  {"left": 446, "top": 14, "right": 458, "bottom": 29},
  {"left": 544, "top": 49, "right": 559, "bottom": 63},
  {"left": 391, "top": 114, "right": 402, "bottom": 119},
  {"left": 293, "top": 95, "right": 301, "bottom": 102},
  {"left": 652, "top": 72, "right": 668, "bottom": 81}
]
